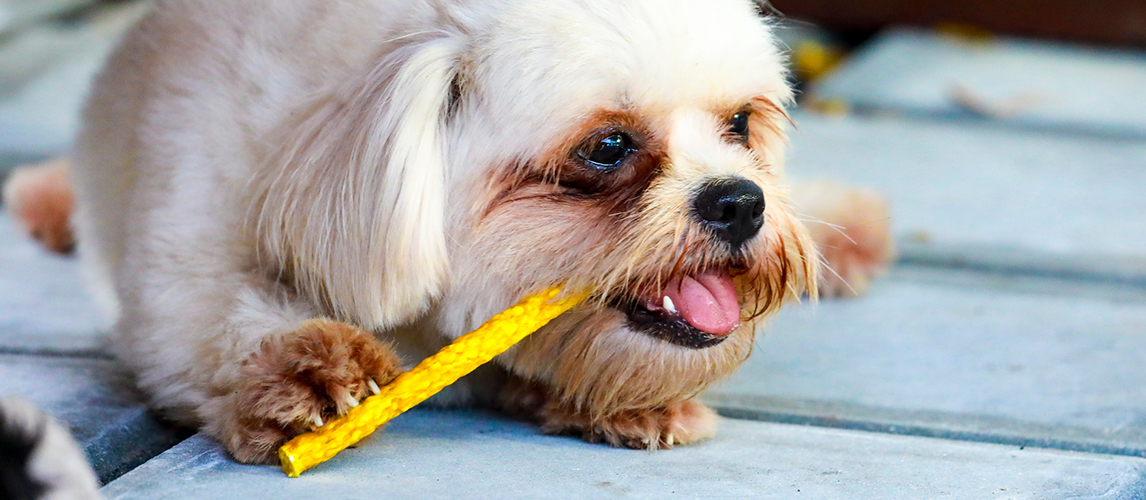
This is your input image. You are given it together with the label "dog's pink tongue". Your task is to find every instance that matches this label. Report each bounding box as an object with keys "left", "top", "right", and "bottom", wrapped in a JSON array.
[{"left": 665, "top": 271, "right": 740, "bottom": 336}]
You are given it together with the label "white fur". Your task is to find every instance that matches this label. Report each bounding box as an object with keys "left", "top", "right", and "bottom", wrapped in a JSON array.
[{"left": 1, "top": 398, "right": 100, "bottom": 500}]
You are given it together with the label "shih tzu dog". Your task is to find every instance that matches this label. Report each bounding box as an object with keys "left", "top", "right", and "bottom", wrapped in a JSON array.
[{"left": 3, "top": 0, "right": 893, "bottom": 463}]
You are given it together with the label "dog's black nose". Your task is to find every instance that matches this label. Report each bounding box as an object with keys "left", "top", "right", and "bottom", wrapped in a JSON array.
[{"left": 693, "top": 178, "right": 765, "bottom": 249}]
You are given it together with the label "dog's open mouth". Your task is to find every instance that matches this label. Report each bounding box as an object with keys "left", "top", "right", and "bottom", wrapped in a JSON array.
[{"left": 614, "top": 269, "right": 741, "bottom": 349}]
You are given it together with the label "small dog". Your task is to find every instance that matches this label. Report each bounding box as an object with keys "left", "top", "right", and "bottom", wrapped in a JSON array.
[
  {"left": 0, "top": 398, "right": 100, "bottom": 500},
  {"left": 5, "top": 0, "right": 892, "bottom": 463}
]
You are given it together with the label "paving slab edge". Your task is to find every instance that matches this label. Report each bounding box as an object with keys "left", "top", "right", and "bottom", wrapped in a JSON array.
[
  {"left": 84, "top": 409, "right": 193, "bottom": 485},
  {"left": 810, "top": 101, "right": 1146, "bottom": 143},
  {"left": 705, "top": 393, "right": 1146, "bottom": 459},
  {"left": 101, "top": 411, "right": 1146, "bottom": 500},
  {"left": 897, "top": 240, "right": 1146, "bottom": 292},
  {"left": 808, "top": 27, "right": 1146, "bottom": 142}
]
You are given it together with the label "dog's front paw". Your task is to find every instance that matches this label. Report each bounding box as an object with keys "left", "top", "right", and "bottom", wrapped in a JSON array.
[
  {"left": 794, "top": 180, "right": 895, "bottom": 298},
  {"left": 540, "top": 398, "right": 717, "bottom": 450},
  {"left": 221, "top": 319, "right": 402, "bottom": 464}
]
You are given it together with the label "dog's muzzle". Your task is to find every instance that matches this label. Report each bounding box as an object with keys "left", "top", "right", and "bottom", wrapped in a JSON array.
[
  {"left": 693, "top": 177, "right": 765, "bottom": 250},
  {"left": 614, "top": 269, "right": 741, "bottom": 349}
]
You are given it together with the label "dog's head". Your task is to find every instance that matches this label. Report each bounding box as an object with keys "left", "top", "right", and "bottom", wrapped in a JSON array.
[{"left": 256, "top": 0, "right": 817, "bottom": 415}]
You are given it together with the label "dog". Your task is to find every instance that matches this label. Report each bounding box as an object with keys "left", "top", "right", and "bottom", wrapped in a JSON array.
[
  {"left": 3, "top": 0, "right": 893, "bottom": 464},
  {"left": 0, "top": 398, "right": 100, "bottom": 500}
]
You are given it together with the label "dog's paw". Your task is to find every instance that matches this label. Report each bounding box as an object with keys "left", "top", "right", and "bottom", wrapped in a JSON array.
[
  {"left": 222, "top": 319, "right": 402, "bottom": 464},
  {"left": 2, "top": 159, "right": 75, "bottom": 254},
  {"left": 794, "top": 180, "right": 895, "bottom": 298},
  {"left": 540, "top": 398, "right": 717, "bottom": 450}
]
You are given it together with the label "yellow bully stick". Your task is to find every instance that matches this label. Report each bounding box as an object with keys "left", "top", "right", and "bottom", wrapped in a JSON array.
[{"left": 279, "top": 287, "right": 586, "bottom": 477}]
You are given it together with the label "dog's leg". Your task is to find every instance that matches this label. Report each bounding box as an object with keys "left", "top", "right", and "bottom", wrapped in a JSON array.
[
  {"left": 792, "top": 180, "right": 895, "bottom": 297},
  {"left": 164, "top": 282, "right": 406, "bottom": 465},
  {"left": 205, "top": 319, "right": 403, "bottom": 464},
  {"left": 496, "top": 375, "right": 716, "bottom": 450},
  {"left": 539, "top": 399, "right": 718, "bottom": 450},
  {"left": 2, "top": 159, "right": 75, "bottom": 254}
]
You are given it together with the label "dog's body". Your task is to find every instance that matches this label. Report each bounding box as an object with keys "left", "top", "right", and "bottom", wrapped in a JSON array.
[{"left": 10, "top": 0, "right": 895, "bottom": 463}]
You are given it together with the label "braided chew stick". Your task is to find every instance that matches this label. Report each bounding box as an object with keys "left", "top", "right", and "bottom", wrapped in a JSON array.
[{"left": 278, "top": 287, "right": 586, "bottom": 477}]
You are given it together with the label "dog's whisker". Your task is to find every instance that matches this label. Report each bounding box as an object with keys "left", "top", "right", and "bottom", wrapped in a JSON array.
[
  {"left": 796, "top": 214, "right": 859, "bottom": 247},
  {"left": 795, "top": 214, "right": 844, "bottom": 230},
  {"left": 816, "top": 257, "right": 855, "bottom": 296}
]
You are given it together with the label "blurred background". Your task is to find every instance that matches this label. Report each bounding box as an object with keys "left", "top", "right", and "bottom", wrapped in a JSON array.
[{"left": 0, "top": 0, "right": 1144, "bottom": 496}]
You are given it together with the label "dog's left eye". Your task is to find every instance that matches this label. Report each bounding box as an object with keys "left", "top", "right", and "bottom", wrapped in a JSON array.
[
  {"left": 580, "top": 133, "right": 634, "bottom": 171},
  {"left": 727, "top": 109, "right": 751, "bottom": 144}
]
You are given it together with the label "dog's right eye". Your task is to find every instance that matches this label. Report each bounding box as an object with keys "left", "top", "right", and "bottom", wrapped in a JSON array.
[{"left": 579, "top": 133, "right": 634, "bottom": 171}]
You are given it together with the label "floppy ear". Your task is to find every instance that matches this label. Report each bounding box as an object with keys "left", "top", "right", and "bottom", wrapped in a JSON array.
[{"left": 253, "top": 36, "right": 461, "bottom": 329}]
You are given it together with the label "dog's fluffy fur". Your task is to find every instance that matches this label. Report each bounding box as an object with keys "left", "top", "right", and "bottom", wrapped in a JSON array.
[
  {"left": 2, "top": 160, "right": 75, "bottom": 254},
  {"left": 3, "top": 0, "right": 893, "bottom": 463},
  {"left": 0, "top": 398, "right": 100, "bottom": 500}
]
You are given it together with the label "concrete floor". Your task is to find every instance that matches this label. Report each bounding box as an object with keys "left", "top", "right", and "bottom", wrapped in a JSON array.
[{"left": 1, "top": 3, "right": 1144, "bottom": 498}]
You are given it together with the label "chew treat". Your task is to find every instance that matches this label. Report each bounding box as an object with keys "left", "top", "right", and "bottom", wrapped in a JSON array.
[{"left": 279, "top": 287, "right": 586, "bottom": 477}]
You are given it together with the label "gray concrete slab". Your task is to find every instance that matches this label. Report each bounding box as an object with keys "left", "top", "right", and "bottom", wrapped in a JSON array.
[
  {"left": 706, "top": 265, "right": 1146, "bottom": 458},
  {"left": 811, "top": 28, "right": 1146, "bottom": 139},
  {"left": 101, "top": 410, "right": 1146, "bottom": 499},
  {"left": 787, "top": 111, "right": 1146, "bottom": 266},
  {"left": 0, "top": 353, "right": 189, "bottom": 483},
  {"left": 0, "top": 210, "right": 106, "bottom": 354}
]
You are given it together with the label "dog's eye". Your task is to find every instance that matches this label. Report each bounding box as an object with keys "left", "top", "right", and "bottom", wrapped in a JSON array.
[
  {"left": 580, "top": 133, "right": 634, "bottom": 171},
  {"left": 727, "top": 109, "right": 751, "bottom": 145}
]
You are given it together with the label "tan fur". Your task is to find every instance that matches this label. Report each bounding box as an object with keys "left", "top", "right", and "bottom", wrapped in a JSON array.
[
  {"left": 2, "top": 159, "right": 75, "bottom": 254},
  {"left": 540, "top": 398, "right": 717, "bottom": 450},
  {"left": 205, "top": 319, "right": 403, "bottom": 463},
  {"left": 496, "top": 375, "right": 716, "bottom": 449},
  {"left": 793, "top": 180, "right": 895, "bottom": 297}
]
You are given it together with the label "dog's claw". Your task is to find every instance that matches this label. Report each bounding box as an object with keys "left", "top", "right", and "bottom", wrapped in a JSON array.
[
  {"left": 665, "top": 433, "right": 674, "bottom": 446},
  {"left": 311, "top": 414, "right": 324, "bottom": 429},
  {"left": 343, "top": 394, "right": 359, "bottom": 409},
  {"left": 367, "top": 378, "right": 381, "bottom": 395}
]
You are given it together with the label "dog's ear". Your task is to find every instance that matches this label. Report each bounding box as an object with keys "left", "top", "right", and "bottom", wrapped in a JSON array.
[{"left": 254, "top": 36, "right": 461, "bottom": 329}]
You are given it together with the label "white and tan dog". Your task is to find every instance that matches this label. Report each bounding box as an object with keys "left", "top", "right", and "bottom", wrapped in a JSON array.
[{"left": 4, "top": 0, "right": 893, "bottom": 463}]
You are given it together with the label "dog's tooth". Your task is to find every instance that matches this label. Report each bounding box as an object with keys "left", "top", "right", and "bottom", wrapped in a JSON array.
[
  {"left": 367, "top": 378, "right": 381, "bottom": 395},
  {"left": 663, "top": 296, "right": 677, "bottom": 314}
]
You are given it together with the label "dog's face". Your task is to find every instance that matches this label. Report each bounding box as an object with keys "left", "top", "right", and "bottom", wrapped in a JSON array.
[
  {"left": 439, "top": 0, "right": 818, "bottom": 413},
  {"left": 256, "top": 0, "right": 816, "bottom": 416}
]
